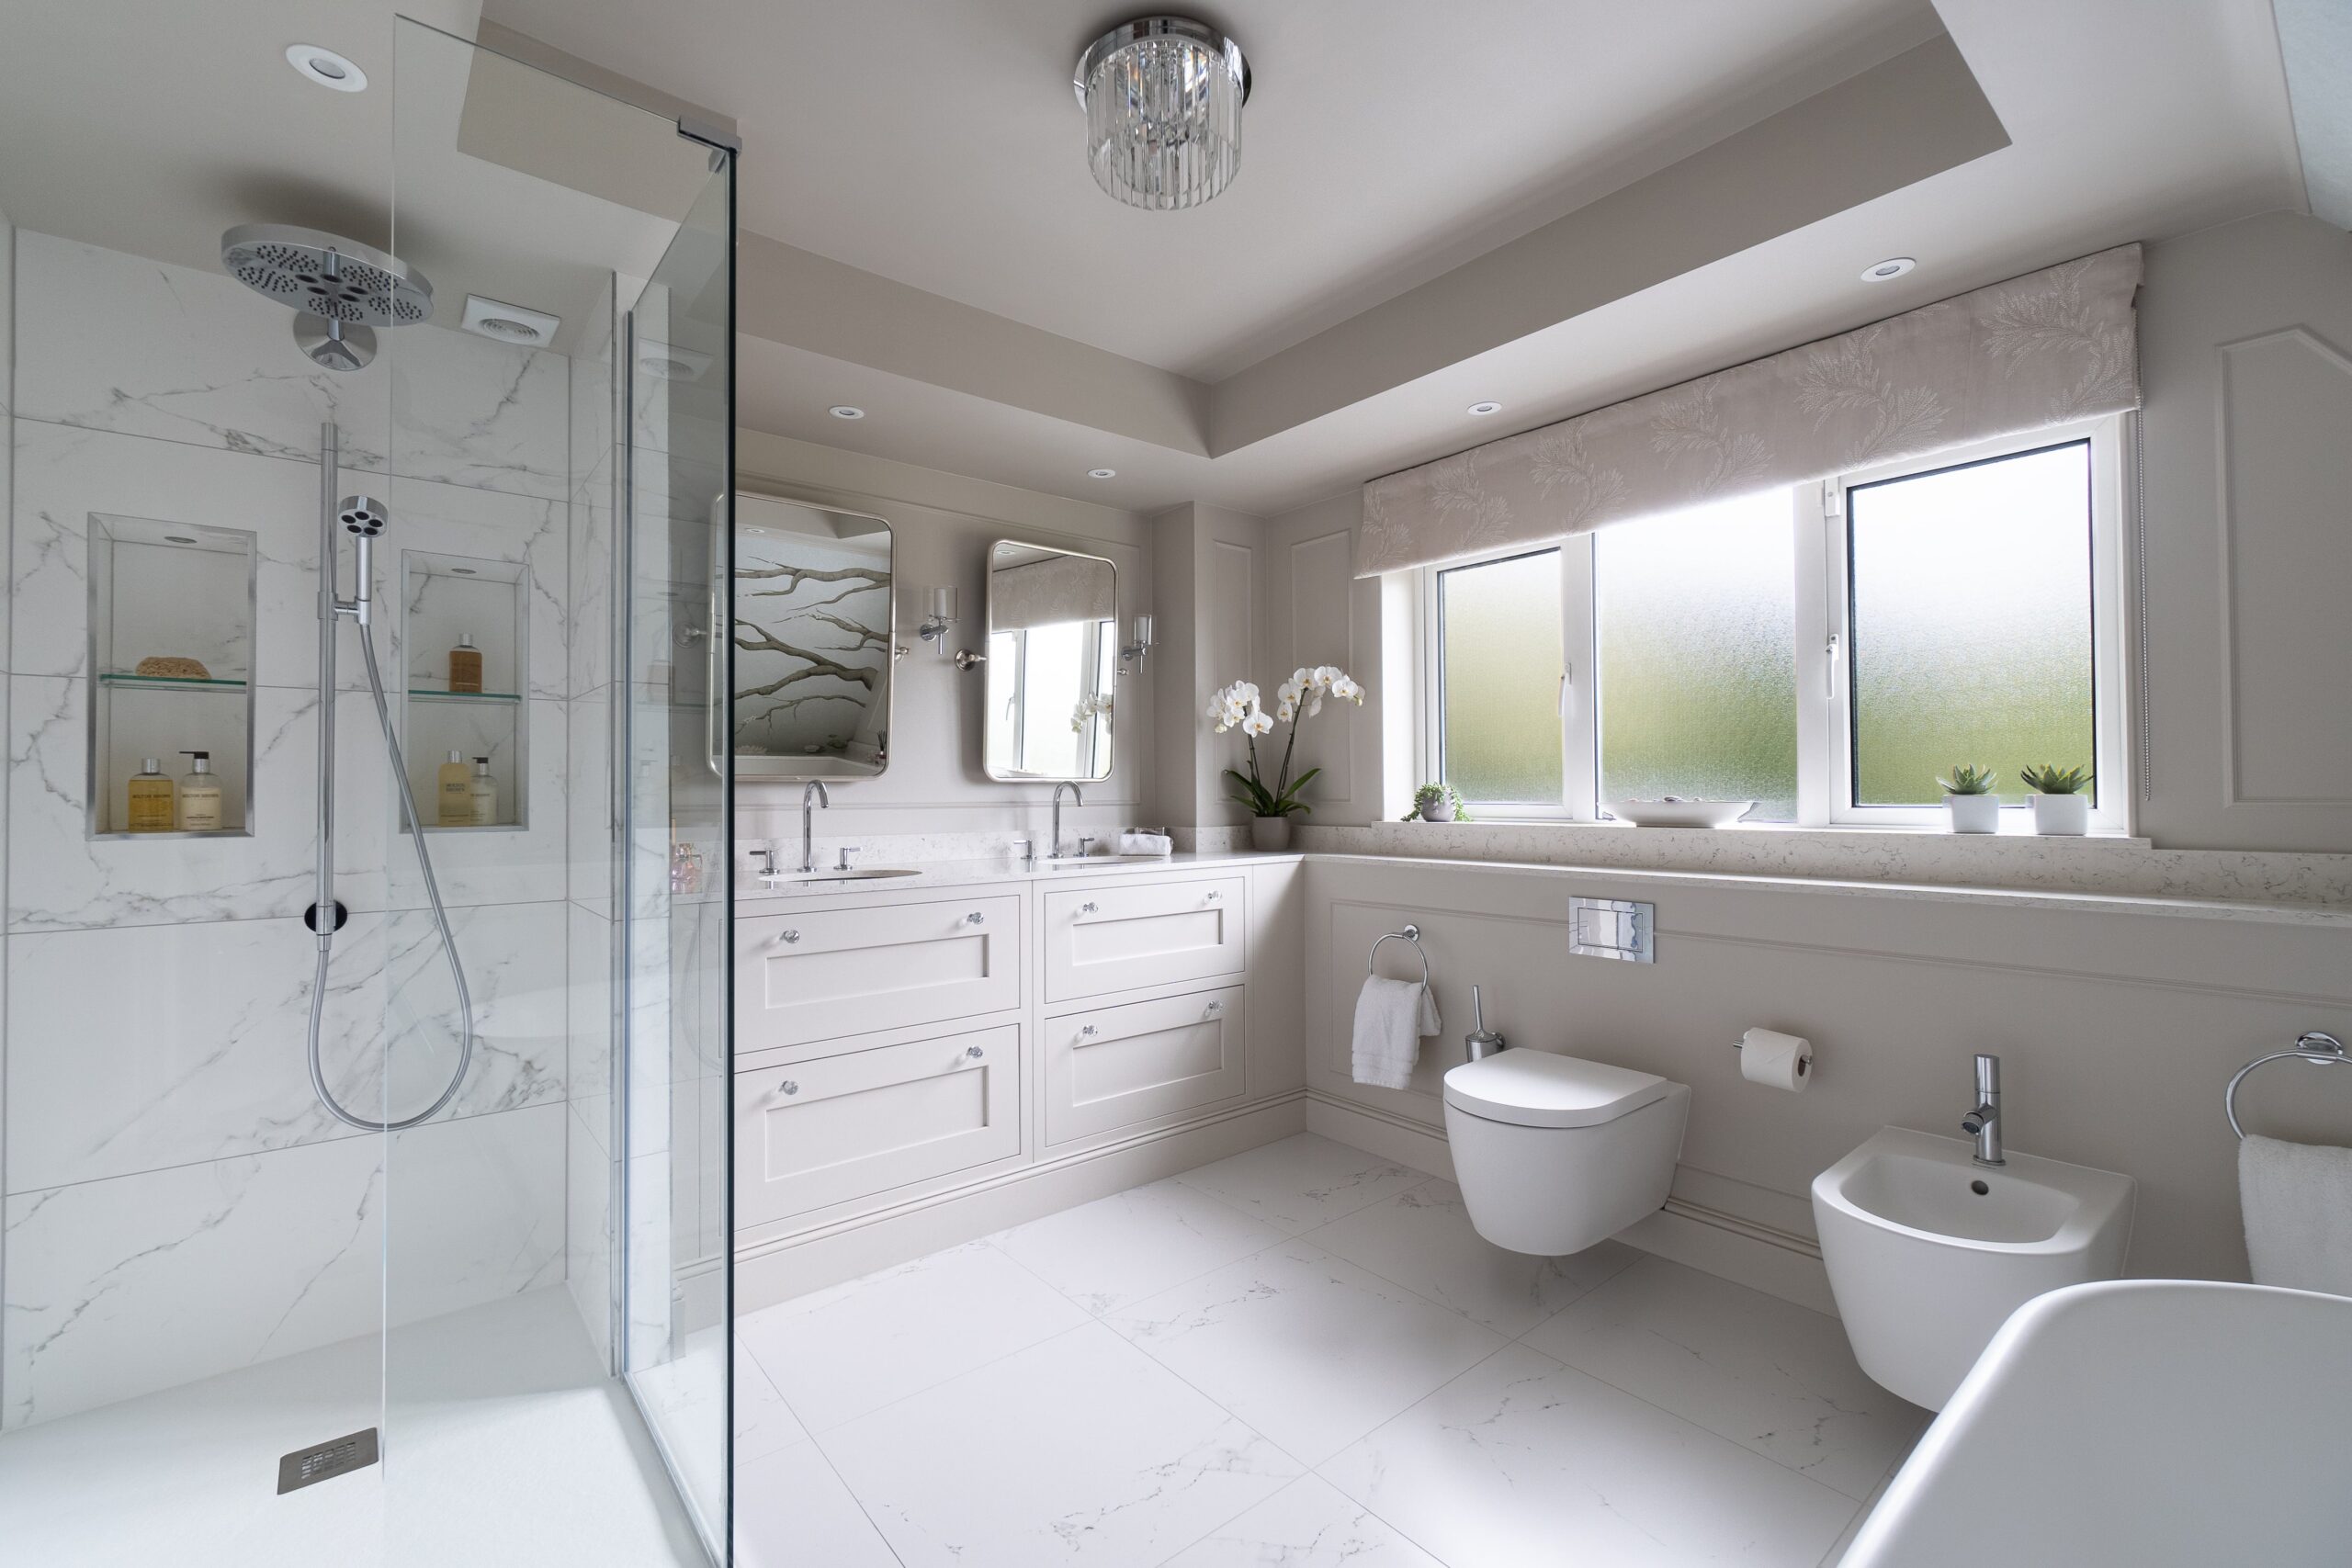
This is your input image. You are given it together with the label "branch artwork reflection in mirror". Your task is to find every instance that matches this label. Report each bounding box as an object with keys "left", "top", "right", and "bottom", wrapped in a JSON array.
[
  {"left": 983, "top": 540, "right": 1116, "bottom": 783},
  {"left": 732, "top": 494, "right": 895, "bottom": 780}
]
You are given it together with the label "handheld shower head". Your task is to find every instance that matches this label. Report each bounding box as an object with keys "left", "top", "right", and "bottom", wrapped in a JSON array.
[{"left": 338, "top": 495, "right": 388, "bottom": 536}]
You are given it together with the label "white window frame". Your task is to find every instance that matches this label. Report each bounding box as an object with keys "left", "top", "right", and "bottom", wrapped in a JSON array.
[
  {"left": 1412, "top": 414, "right": 2131, "bottom": 831},
  {"left": 1806, "top": 415, "right": 2129, "bottom": 831}
]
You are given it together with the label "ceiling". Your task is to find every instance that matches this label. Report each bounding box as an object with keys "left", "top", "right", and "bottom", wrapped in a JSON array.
[{"left": 0, "top": 2, "right": 2318, "bottom": 519}]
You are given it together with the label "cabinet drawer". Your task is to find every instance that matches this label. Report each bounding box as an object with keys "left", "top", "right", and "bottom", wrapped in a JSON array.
[
  {"left": 1044, "top": 987, "right": 1244, "bottom": 1145},
  {"left": 735, "top": 1025, "right": 1019, "bottom": 1226},
  {"left": 736, "top": 895, "right": 1021, "bottom": 1051},
  {"left": 1042, "top": 876, "right": 1244, "bottom": 1002}
]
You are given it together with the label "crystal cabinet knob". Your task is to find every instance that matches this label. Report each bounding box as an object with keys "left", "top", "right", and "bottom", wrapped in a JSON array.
[
  {"left": 1080, "top": 901, "right": 1099, "bottom": 914},
  {"left": 966, "top": 1045, "right": 985, "bottom": 1060},
  {"left": 1080, "top": 1025, "right": 1099, "bottom": 1037},
  {"left": 1204, "top": 1000, "right": 1224, "bottom": 1014},
  {"left": 780, "top": 1080, "right": 799, "bottom": 1097},
  {"left": 779, "top": 930, "right": 800, "bottom": 944},
  {"left": 1204, "top": 891, "right": 1222, "bottom": 902},
  {"left": 965, "top": 911, "right": 986, "bottom": 925}
]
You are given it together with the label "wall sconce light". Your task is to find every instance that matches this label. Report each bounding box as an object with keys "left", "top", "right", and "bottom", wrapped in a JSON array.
[
  {"left": 916, "top": 585, "right": 956, "bottom": 656},
  {"left": 1119, "top": 614, "right": 1154, "bottom": 671}
]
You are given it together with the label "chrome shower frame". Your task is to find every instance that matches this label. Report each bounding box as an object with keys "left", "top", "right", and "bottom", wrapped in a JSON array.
[{"left": 306, "top": 421, "right": 478, "bottom": 1133}]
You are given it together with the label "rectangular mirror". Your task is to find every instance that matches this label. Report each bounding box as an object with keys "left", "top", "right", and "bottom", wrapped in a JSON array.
[
  {"left": 983, "top": 539, "right": 1117, "bottom": 782},
  {"left": 733, "top": 493, "right": 894, "bottom": 778}
]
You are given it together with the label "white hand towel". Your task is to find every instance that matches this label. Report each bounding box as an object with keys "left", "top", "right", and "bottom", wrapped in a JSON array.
[
  {"left": 2240, "top": 1134, "right": 2352, "bottom": 1297},
  {"left": 1351, "top": 976, "right": 1441, "bottom": 1090},
  {"left": 1119, "top": 830, "right": 1173, "bottom": 856}
]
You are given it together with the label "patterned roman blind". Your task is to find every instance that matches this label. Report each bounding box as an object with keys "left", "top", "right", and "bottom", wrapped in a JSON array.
[{"left": 1358, "top": 245, "right": 2143, "bottom": 577}]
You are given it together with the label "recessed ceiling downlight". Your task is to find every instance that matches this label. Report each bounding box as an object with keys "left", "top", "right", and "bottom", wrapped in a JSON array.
[
  {"left": 1468, "top": 400, "right": 1502, "bottom": 417},
  {"left": 1861, "top": 256, "right": 1917, "bottom": 282},
  {"left": 829, "top": 405, "right": 865, "bottom": 420},
  {"left": 287, "top": 44, "right": 368, "bottom": 93},
  {"left": 1088, "top": 468, "right": 1117, "bottom": 479}
]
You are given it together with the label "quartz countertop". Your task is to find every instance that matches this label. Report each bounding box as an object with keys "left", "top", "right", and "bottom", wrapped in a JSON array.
[{"left": 735, "top": 849, "right": 1302, "bottom": 905}]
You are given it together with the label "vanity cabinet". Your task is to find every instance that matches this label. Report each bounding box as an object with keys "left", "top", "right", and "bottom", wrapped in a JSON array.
[
  {"left": 735, "top": 1023, "right": 1019, "bottom": 1227},
  {"left": 735, "top": 893, "right": 1022, "bottom": 1054},
  {"left": 1041, "top": 874, "right": 1246, "bottom": 1002},
  {"left": 1043, "top": 985, "right": 1246, "bottom": 1145}
]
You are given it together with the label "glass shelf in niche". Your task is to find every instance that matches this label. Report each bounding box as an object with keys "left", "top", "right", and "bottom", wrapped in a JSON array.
[
  {"left": 98, "top": 672, "right": 251, "bottom": 692},
  {"left": 407, "top": 688, "right": 523, "bottom": 704}
]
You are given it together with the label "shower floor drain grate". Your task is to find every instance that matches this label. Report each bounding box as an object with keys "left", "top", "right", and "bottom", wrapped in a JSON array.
[{"left": 277, "top": 1427, "right": 379, "bottom": 1495}]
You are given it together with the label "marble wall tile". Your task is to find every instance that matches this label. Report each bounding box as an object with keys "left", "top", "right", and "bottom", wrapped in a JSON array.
[
  {"left": 570, "top": 470, "right": 616, "bottom": 698},
  {"left": 568, "top": 900, "right": 616, "bottom": 1107},
  {"left": 567, "top": 1100, "right": 615, "bottom": 1370},
  {"left": 568, "top": 690, "right": 616, "bottom": 919},
  {"left": 14, "top": 231, "right": 568, "bottom": 500},
  {"left": 2, "top": 1101, "right": 564, "bottom": 1430},
  {"left": 5, "top": 900, "right": 569, "bottom": 1192},
  {"left": 386, "top": 475, "right": 569, "bottom": 700},
  {"left": 8, "top": 676, "right": 389, "bottom": 932}
]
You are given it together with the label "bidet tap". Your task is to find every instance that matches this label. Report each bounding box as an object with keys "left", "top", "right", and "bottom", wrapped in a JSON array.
[{"left": 1962, "top": 1052, "right": 2004, "bottom": 1167}]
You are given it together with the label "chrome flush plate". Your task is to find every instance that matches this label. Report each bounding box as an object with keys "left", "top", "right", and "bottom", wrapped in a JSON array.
[{"left": 1569, "top": 897, "right": 1654, "bottom": 963}]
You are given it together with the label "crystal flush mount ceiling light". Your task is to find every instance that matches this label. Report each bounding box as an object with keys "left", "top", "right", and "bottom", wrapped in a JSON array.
[{"left": 1074, "top": 17, "right": 1250, "bottom": 210}]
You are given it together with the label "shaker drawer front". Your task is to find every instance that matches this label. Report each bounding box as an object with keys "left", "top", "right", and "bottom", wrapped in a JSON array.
[
  {"left": 735, "top": 1025, "right": 1019, "bottom": 1225},
  {"left": 736, "top": 895, "right": 1021, "bottom": 1050},
  {"left": 1042, "top": 877, "right": 1245, "bottom": 1002},
  {"left": 1045, "top": 987, "right": 1245, "bottom": 1145}
]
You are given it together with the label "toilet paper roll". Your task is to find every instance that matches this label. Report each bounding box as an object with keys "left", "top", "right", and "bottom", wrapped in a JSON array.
[{"left": 1738, "top": 1028, "right": 1813, "bottom": 1091}]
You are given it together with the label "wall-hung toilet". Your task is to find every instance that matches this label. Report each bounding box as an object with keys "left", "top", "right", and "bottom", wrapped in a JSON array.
[{"left": 1443, "top": 1051, "right": 1691, "bottom": 1256}]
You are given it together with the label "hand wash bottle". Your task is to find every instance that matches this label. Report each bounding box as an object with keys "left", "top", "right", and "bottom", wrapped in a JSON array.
[
  {"left": 175, "top": 750, "right": 223, "bottom": 831},
  {"left": 437, "top": 750, "right": 471, "bottom": 826},
  {"left": 126, "top": 757, "right": 175, "bottom": 833}
]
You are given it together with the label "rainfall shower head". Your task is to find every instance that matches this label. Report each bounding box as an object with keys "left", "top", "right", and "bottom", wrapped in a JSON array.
[
  {"left": 338, "top": 496, "right": 388, "bottom": 536},
  {"left": 220, "top": 223, "right": 433, "bottom": 372}
]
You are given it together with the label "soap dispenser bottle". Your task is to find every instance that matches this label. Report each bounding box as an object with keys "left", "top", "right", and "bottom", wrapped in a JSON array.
[
  {"left": 466, "top": 755, "right": 497, "bottom": 827},
  {"left": 449, "top": 632, "right": 482, "bottom": 694},
  {"left": 125, "top": 757, "right": 175, "bottom": 833},
  {"left": 437, "top": 750, "right": 471, "bottom": 826},
  {"left": 175, "top": 750, "right": 223, "bottom": 832}
]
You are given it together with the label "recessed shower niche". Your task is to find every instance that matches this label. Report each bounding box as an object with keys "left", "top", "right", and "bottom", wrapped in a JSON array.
[
  {"left": 401, "top": 549, "right": 528, "bottom": 831},
  {"left": 85, "top": 513, "right": 256, "bottom": 838}
]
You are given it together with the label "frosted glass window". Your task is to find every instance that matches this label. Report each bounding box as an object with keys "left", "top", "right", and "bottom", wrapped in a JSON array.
[
  {"left": 1438, "top": 549, "right": 1563, "bottom": 802},
  {"left": 1595, "top": 491, "right": 1798, "bottom": 818},
  {"left": 1848, "top": 439, "right": 2094, "bottom": 806}
]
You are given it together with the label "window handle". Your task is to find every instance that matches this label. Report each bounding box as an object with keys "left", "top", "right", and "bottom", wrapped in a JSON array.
[{"left": 1825, "top": 632, "right": 1842, "bottom": 700}]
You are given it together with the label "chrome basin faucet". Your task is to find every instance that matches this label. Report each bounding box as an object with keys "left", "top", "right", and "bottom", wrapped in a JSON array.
[
  {"left": 1962, "top": 1053, "right": 2004, "bottom": 1167},
  {"left": 1051, "top": 782, "right": 1082, "bottom": 858},
  {"left": 799, "top": 780, "right": 830, "bottom": 874}
]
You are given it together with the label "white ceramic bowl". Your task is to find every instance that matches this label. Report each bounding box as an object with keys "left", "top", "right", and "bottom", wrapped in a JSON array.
[{"left": 1601, "top": 799, "right": 1755, "bottom": 828}]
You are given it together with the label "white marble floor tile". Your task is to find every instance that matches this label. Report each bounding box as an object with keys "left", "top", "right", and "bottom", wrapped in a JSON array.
[
  {"left": 989, "top": 1177, "right": 1287, "bottom": 1316},
  {"left": 1303, "top": 1179, "right": 1641, "bottom": 1336},
  {"left": 736, "top": 1239, "right": 1090, "bottom": 1433},
  {"left": 1523, "top": 1257, "right": 1929, "bottom": 1501},
  {"left": 1323, "top": 1341, "right": 1857, "bottom": 1568},
  {"left": 1160, "top": 1473, "right": 1444, "bottom": 1567},
  {"left": 732, "top": 1336, "right": 808, "bottom": 1462},
  {"left": 735, "top": 1440, "right": 900, "bottom": 1568},
  {"left": 1172, "top": 1133, "right": 1427, "bottom": 1235},
  {"left": 1106, "top": 1239, "right": 1505, "bottom": 1466},
  {"left": 819, "top": 1322, "right": 1299, "bottom": 1567},
  {"left": 1817, "top": 1468, "right": 1898, "bottom": 1567}
]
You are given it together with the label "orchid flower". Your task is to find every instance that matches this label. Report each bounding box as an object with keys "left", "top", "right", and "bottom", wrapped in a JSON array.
[{"left": 1206, "top": 665, "right": 1367, "bottom": 821}]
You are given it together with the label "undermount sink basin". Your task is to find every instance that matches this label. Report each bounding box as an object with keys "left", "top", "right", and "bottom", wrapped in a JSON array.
[
  {"left": 1813, "top": 1126, "right": 2134, "bottom": 1409},
  {"left": 1844, "top": 1280, "right": 2352, "bottom": 1567},
  {"left": 759, "top": 866, "right": 922, "bottom": 885}
]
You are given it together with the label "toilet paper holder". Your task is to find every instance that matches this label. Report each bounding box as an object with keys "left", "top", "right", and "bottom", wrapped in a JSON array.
[{"left": 1732, "top": 1032, "right": 1811, "bottom": 1077}]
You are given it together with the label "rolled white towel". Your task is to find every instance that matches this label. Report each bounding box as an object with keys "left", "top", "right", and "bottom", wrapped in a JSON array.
[
  {"left": 2241, "top": 1134, "right": 2352, "bottom": 1297},
  {"left": 1119, "top": 830, "right": 1173, "bottom": 856},
  {"left": 1351, "top": 976, "right": 1441, "bottom": 1090}
]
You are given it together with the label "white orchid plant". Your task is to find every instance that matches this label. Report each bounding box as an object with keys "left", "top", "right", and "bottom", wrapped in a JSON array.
[
  {"left": 1207, "top": 665, "right": 1364, "bottom": 819},
  {"left": 1069, "top": 691, "right": 1114, "bottom": 734}
]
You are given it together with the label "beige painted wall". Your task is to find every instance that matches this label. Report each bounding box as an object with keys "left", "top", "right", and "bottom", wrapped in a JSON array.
[
  {"left": 734, "top": 430, "right": 1155, "bottom": 848},
  {"left": 1307, "top": 855, "right": 2352, "bottom": 1285},
  {"left": 1149, "top": 502, "right": 1265, "bottom": 829},
  {"left": 1261, "top": 209, "right": 2352, "bottom": 854}
]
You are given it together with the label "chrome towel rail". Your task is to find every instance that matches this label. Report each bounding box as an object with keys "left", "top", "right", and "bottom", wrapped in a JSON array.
[
  {"left": 1368, "top": 923, "right": 1430, "bottom": 985},
  {"left": 2225, "top": 1031, "right": 2349, "bottom": 1140}
]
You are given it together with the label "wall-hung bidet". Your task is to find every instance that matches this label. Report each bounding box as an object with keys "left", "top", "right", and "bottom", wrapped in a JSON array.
[
  {"left": 1813, "top": 1124, "right": 2133, "bottom": 1410},
  {"left": 1443, "top": 1049, "right": 1690, "bottom": 1256}
]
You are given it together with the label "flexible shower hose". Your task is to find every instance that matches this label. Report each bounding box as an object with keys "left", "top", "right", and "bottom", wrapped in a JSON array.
[{"left": 305, "top": 636, "right": 478, "bottom": 1133}]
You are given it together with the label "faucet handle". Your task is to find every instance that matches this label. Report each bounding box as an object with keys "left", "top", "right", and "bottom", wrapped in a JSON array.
[
  {"left": 1078, "top": 835, "right": 1095, "bottom": 859},
  {"left": 837, "top": 847, "right": 858, "bottom": 871},
  {"left": 752, "top": 846, "right": 778, "bottom": 877}
]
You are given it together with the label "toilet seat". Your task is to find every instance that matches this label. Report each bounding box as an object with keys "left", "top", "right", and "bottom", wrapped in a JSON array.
[{"left": 1442, "top": 1050, "right": 1670, "bottom": 1128}]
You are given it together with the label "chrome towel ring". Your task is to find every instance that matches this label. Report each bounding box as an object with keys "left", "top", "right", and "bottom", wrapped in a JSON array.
[
  {"left": 1368, "top": 923, "right": 1431, "bottom": 986},
  {"left": 2225, "top": 1031, "right": 2349, "bottom": 1140}
]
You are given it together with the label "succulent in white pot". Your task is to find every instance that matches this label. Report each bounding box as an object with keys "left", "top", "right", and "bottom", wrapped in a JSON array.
[
  {"left": 2020, "top": 763, "right": 2092, "bottom": 835},
  {"left": 1208, "top": 665, "right": 1365, "bottom": 851},
  {"left": 1939, "top": 764, "right": 2001, "bottom": 834},
  {"left": 1402, "top": 782, "right": 1467, "bottom": 824}
]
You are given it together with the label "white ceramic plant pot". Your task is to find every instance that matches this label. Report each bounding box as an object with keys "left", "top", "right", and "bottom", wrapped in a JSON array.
[
  {"left": 1946, "top": 794, "right": 2001, "bottom": 834},
  {"left": 2030, "top": 792, "right": 2088, "bottom": 835},
  {"left": 1250, "top": 815, "right": 1293, "bottom": 852}
]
